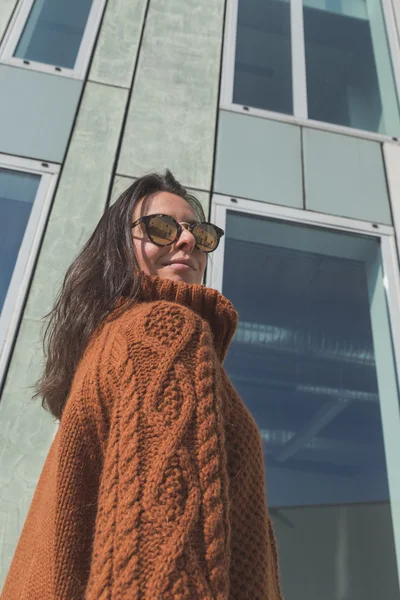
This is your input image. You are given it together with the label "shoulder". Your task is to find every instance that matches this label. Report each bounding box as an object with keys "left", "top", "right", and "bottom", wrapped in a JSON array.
[{"left": 72, "top": 301, "right": 217, "bottom": 430}]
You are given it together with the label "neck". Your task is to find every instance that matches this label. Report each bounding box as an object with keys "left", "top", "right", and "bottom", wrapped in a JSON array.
[{"left": 137, "top": 273, "right": 238, "bottom": 361}]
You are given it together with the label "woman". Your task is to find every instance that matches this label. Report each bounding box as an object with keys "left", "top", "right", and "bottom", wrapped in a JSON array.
[{"left": 2, "top": 171, "right": 282, "bottom": 600}]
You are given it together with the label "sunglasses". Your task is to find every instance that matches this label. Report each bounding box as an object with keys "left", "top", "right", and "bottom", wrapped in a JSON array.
[{"left": 131, "top": 214, "right": 224, "bottom": 253}]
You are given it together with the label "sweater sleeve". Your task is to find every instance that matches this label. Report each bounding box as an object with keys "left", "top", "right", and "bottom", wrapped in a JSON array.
[{"left": 85, "top": 301, "right": 231, "bottom": 600}]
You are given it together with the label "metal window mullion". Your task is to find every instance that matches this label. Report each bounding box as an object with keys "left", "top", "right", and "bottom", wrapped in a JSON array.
[
  {"left": 383, "top": 142, "right": 400, "bottom": 264},
  {"left": 377, "top": 235, "right": 400, "bottom": 591},
  {"left": 207, "top": 203, "right": 227, "bottom": 293},
  {"left": 0, "top": 166, "right": 58, "bottom": 392},
  {"left": 222, "top": 103, "right": 400, "bottom": 143},
  {"left": 221, "top": 0, "right": 239, "bottom": 108},
  {"left": 390, "top": 0, "right": 400, "bottom": 45},
  {"left": 0, "top": 0, "right": 35, "bottom": 60},
  {"left": 291, "top": 0, "right": 308, "bottom": 118},
  {"left": 382, "top": 0, "right": 400, "bottom": 118},
  {"left": 0, "top": 153, "right": 58, "bottom": 174},
  {"left": 212, "top": 193, "right": 394, "bottom": 237},
  {"left": 73, "top": 0, "right": 107, "bottom": 79}
]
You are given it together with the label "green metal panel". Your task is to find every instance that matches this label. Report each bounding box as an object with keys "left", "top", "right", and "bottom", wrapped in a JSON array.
[
  {"left": 89, "top": 0, "right": 147, "bottom": 88},
  {"left": 0, "top": 66, "right": 82, "bottom": 163},
  {"left": 111, "top": 174, "right": 135, "bottom": 204},
  {"left": 117, "top": 0, "right": 225, "bottom": 190},
  {"left": 0, "top": 81, "right": 128, "bottom": 588},
  {"left": 303, "top": 128, "right": 392, "bottom": 224},
  {"left": 24, "top": 82, "right": 128, "bottom": 321},
  {"left": 0, "top": 317, "right": 54, "bottom": 588},
  {"left": 111, "top": 174, "right": 210, "bottom": 216},
  {"left": 214, "top": 110, "right": 303, "bottom": 208}
]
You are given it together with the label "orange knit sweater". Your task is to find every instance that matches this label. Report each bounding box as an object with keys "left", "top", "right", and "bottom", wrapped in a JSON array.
[{"left": 2, "top": 275, "right": 282, "bottom": 600}]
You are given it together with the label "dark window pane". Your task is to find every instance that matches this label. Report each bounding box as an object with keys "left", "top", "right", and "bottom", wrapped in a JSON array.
[
  {"left": 234, "top": 0, "right": 293, "bottom": 115},
  {"left": 304, "top": 0, "right": 400, "bottom": 135},
  {"left": 14, "top": 0, "right": 93, "bottom": 69},
  {"left": 0, "top": 168, "right": 40, "bottom": 313},
  {"left": 223, "top": 210, "right": 400, "bottom": 599}
]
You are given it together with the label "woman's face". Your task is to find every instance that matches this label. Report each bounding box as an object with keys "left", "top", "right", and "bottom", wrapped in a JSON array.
[{"left": 132, "top": 192, "right": 207, "bottom": 285}]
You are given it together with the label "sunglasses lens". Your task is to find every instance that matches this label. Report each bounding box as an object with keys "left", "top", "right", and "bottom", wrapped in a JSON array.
[
  {"left": 147, "top": 215, "right": 178, "bottom": 246},
  {"left": 193, "top": 223, "right": 219, "bottom": 253}
]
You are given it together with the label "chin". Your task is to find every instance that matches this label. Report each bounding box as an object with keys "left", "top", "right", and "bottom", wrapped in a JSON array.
[{"left": 158, "top": 268, "right": 201, "bottom": 285}]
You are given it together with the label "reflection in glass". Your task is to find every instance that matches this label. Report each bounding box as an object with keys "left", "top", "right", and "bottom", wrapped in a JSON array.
[
  {"left": 233, "top": 0, "right": 293, "bottom": 114},
  {"left": 303, "top": 0, "right": 400, "bottom": 135},
  {"left": 223, "top": 211, "right": 400, "bottom": 599},
  {"left": 14, "top": 0, "right": 93, "bottom": 68},
  {"left": 0, "top": 169, "right": 40, "bottom": 313}
]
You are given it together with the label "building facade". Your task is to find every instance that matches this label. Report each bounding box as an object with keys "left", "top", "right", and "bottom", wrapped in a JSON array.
[{"left": 1, "top": 0, "right": 400, "bottom": 597}]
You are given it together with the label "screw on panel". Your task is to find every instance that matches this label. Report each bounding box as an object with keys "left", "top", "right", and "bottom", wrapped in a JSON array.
[
  {"left": 41, "top": 162, "right": 49, "bottom": 168},
  {"left": 243, "top": 106, "right": 250, "bottom": 111},
  {"left": 23, "top": 60, "right": 30, "bottom": 65},
  {"left": 372, "top": 224, "right": 379, "bottom": 229},
  {"left": 230, "top": 198, "right": 238, "bottom": 204},
  {"left": 55, "top": 66, "right": 62, "bottom": 72}
]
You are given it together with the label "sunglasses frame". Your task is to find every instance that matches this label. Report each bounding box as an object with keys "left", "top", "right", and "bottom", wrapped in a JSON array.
[{"left": 131, "top": 213, "right": 224, "bottom": 253}]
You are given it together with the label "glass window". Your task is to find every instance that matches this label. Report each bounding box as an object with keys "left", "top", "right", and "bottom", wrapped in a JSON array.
[
  {"left": 304, "top": 0, "right": 400, "bottom": 135},
  {"left": 229, "top": 0, "right": 400, "bottom": 135},
  {"left": 233, "top": 0, "right": 293, "bottom": 115},
  {"left": 0, "top": 157, "right": 57, "bottom": 384},
  {"left": 222, "top": 210, "right": 400, "bottom": 599},
  {"left": 13, "top": 0, "right": 94, "bottom": 69},
  {"left": 0, "top": 168, "right": 40, "bottom": 313}
]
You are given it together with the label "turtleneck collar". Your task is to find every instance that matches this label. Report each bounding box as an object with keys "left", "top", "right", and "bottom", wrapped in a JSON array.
[{"left": 136, "top": 273, "right": 238, "bottom": 362}]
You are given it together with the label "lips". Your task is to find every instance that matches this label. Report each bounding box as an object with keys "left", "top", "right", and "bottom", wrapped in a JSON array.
[{"left": 163, "top": 258, "right": 196, "bottom": 270}]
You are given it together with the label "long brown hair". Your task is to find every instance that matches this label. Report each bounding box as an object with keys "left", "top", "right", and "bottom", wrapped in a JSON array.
[{"left": 35, "top": 170, "right": 206, "bottom": 420}]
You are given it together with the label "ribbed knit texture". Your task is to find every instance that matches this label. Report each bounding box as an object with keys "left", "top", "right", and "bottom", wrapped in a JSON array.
[{"left": 2, "top": 274, "right": 282, "bottom": 600}]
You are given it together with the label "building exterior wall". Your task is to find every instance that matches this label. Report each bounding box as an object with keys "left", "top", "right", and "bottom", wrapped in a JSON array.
[
  {"left": 88, "top": 0, "right": 147, "bottom": 88},
  {"left": 0, "top": 66, "right": 82, "bottom": 162},
  {"left": 303, "top": 128, "right": 391, "bottom": 223},
  {"left": 1, "top": 0, "right": 400, "bottom": 594},
  {"left": 214, "top": 111, "right": 303, "bottom": 208},
  {"left": 116, "top": 0, "right": 225, "bottom": 190}
]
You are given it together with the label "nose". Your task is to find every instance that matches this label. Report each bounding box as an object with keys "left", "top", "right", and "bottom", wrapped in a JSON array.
[{"left": 175, "top": 225, "right": 196, "bottom": 253}]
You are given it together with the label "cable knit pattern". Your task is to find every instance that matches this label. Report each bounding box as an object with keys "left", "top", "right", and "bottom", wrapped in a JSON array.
[{"left": 2, "top": 274, "right": 282, "bottom": 600}]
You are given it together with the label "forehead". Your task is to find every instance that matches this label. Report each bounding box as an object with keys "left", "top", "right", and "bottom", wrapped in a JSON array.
[{"left": 133, "top": 191, "right": 198, "bottom": 221}]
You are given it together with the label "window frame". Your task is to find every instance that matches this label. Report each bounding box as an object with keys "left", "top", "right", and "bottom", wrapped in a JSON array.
[
  {"left": 0, "top": 0, "right": 107, "bottom": 79},
  {"left": 392, "top": 0, "right": 400, "bottom": 44},
  {"left": 0, "top": 154, "right": 59, "bottom": 390},
  {"left": 207, "top": 193, "right": 400, "bottom": 585},
  {"left": 221, "top": 0, "right": 400, "bottom": 143}
]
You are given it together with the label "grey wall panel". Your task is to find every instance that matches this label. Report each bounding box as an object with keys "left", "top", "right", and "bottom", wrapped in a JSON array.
[
  {"left": 0, "top": 81, "right": 128, "bottom": 588},
  {"left": 117, "top": 0, "right": 225, "bottom": 190},
  {"left": 0, "top": 0, "right": 17, "bottom": 44},
  {"left": 0, "top": 66, "right": 82, "bottom": 163},
  {"left": 304, "top": 128, "right": 392, "bottom": 225},
  {"left": 214, "top": 110, "right": 303, "bottom": 208},
  {"left": 89, "top": 0, "right": 147, "bottom": 88}
]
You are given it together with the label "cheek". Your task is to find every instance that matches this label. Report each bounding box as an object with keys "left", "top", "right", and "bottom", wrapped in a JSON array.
[
  {"left": 133, "top": 238, "right": 166, "bottom": 273},
  {"left": 196, "top": 250, "right": 207, "bottom": 275}
]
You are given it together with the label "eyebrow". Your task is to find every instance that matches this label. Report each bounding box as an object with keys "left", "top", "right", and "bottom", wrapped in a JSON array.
[{"left": 180, "top": 218, "right": 199, "bottom": 225}]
